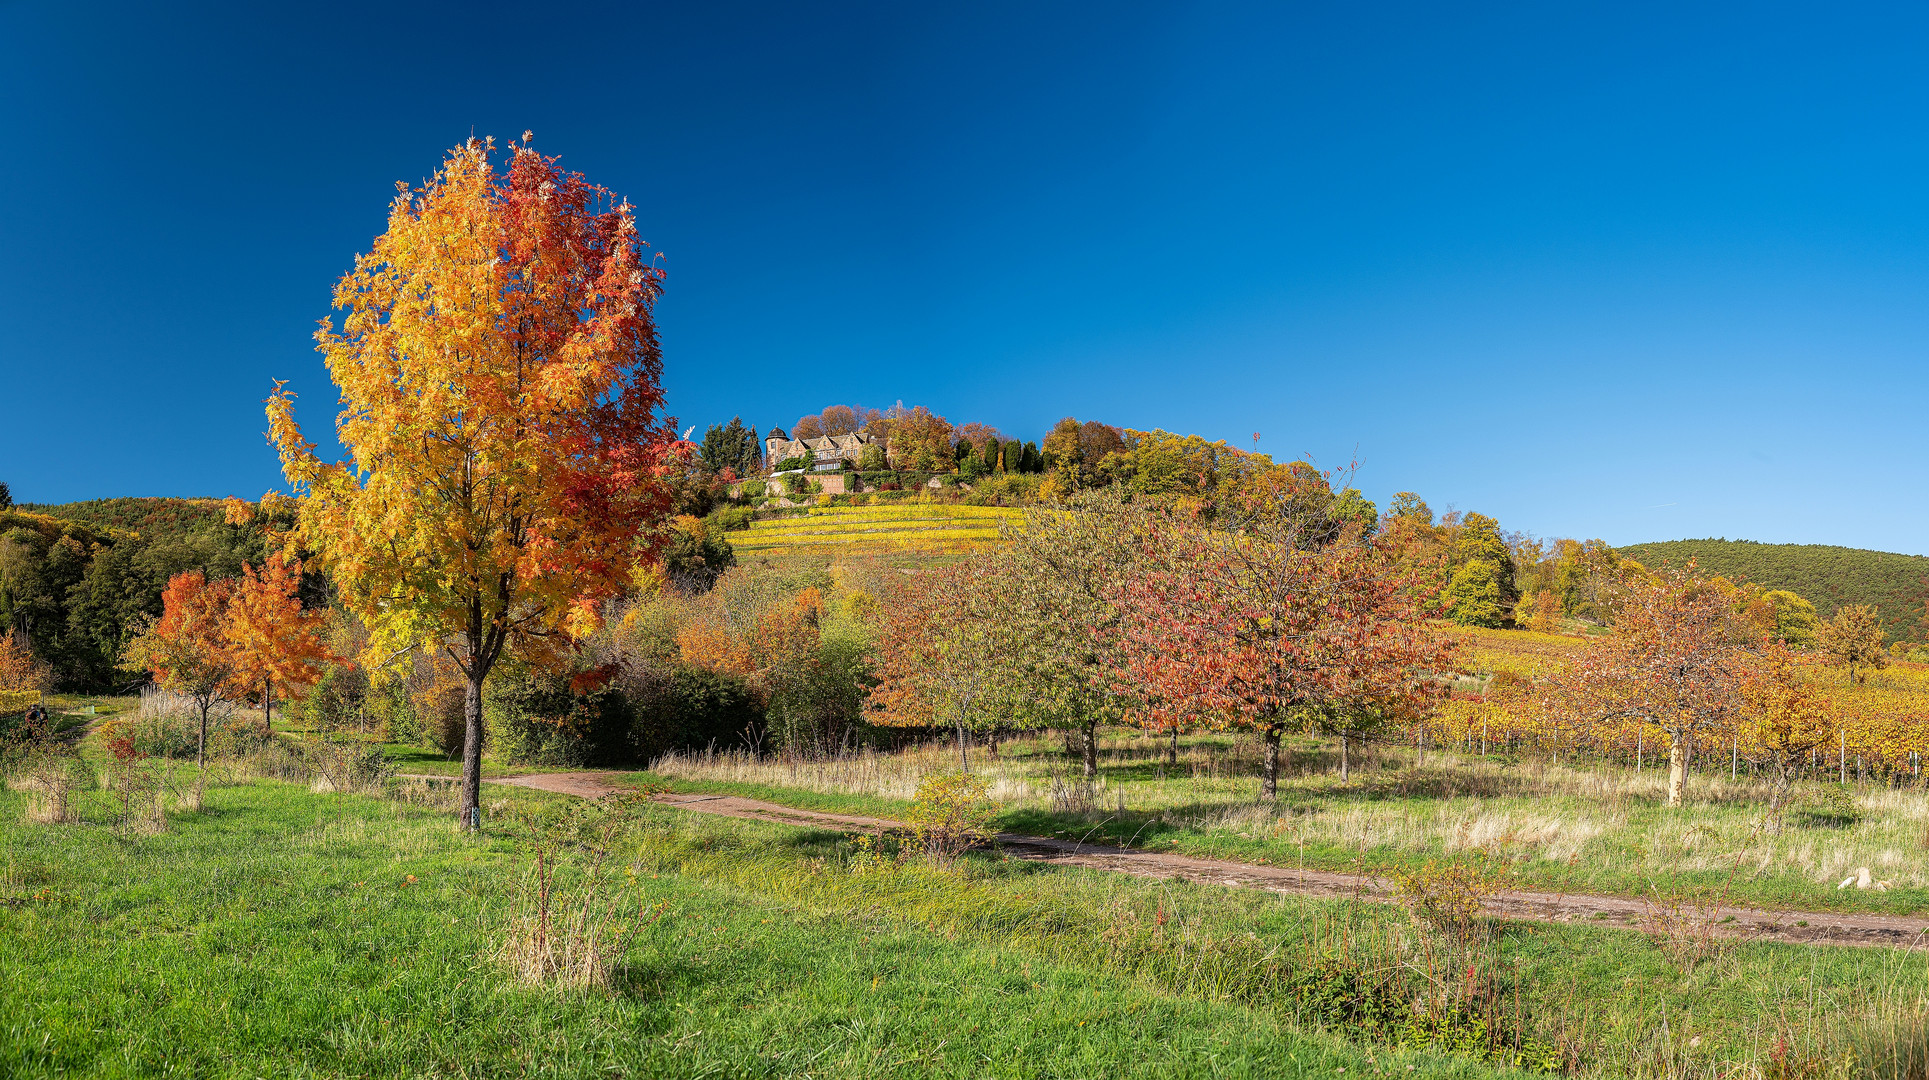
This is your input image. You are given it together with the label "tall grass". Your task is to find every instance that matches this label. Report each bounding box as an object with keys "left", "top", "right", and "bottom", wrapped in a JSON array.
[{"left": 651, "top": 731, "right": 1929, "bottom": 909}]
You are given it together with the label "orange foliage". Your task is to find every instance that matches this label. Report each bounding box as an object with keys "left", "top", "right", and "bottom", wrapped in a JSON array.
[{"left": 224, "top": 555, "right": 334, "bottom": 732}]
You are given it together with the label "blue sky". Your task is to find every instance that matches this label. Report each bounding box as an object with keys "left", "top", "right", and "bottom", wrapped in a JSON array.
[{"left": 3, "top": 2, "right": 1927, "bottom": 551}]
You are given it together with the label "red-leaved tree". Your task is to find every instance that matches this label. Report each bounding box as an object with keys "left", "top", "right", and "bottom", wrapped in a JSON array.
[{"left": 1115, "top": 514, "right": 1452, "bottom": 797}]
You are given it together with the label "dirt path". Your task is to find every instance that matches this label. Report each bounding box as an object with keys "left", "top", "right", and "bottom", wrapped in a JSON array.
[{"left": 411, "top": 770, "right": 1929, "bottom": 950}]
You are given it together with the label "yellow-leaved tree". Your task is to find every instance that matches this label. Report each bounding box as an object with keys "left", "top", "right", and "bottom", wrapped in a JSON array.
[{"left": 268, "top": 136, "right": 677, "bottom": 828}]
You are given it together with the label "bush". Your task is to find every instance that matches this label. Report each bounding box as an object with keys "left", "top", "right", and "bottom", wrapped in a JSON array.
[
  {"left": 903, "top": 771, "right": 997, "bottom": 864},
  {"left": 488, "top": 664, "right": 631, "bottom": 768},
  {"left": 366, "top": 678, "right": 422, "bottom": 745},
  {"left": 1394, "top": 859, "right": 1508, "bottom": 942},
  {"left": 628, "top": 667, "right": 764, "bottom": 762},
  {"left": 707, "top": 506, "right": 755, "bottom": 532},
  {"left": 300, "top": 664, "right": 369, "bottom": 733},
  {"left": 664, "top": 525, "right": 736, "bottom": 593}
]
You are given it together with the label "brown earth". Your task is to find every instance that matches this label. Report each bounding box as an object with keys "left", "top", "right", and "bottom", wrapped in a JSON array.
[{"left": 406, "top": 770, "right": 1929, "bottom": 950}]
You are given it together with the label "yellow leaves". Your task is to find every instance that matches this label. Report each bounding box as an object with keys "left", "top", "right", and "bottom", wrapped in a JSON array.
[{"left": 267, "top": 137, "right": 673, "bottom": 675}]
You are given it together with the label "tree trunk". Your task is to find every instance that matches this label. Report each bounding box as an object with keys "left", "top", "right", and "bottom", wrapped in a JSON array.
[
  {"left": 1081, "top": 722, "right": 1098, "bottom": 780},
  {"left": 1666, "top": 731, "right": 1689, "bottom": 806},
  {"left": 1339, "top": 733, "right": 1350, "bottom": 783},
  {"left": 264, "top": 678, "right": 273, "bottom": 737},
  {"left": 460, "top": 667, "right": 486, "bottom": 831},
  {"left": 1262, "top": 723, "right": 1282, "bottom": 799},
  {"left": 955, "top": 720, "right": 970, "bottom": 772},
  {"left": 1166, "top": 726, "right": 1179, "bottom": 769},
  {"left": 197, "top": 700, "right": 209, "bottom": 770}
]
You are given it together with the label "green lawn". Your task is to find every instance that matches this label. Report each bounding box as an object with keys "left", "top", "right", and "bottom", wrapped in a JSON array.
[
  {"left": 7, "top": 765, "right": 1927, "bottom": 1077},
  {"left": 2, "top": 775, "right": 1535, "bottom": 1079}
]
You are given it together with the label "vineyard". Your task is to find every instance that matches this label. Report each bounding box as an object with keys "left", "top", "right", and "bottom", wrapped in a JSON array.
[
  {"left": 731, "top": 504, "right": 1022, "bottom": 556},
  {"left": 1436, "top": 626, "right": 1929, "bottom": 781}
]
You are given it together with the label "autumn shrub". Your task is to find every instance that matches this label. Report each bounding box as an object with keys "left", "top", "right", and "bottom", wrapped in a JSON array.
[
  {"left": 94, "top": 730, "right": 176, "bottom": 832},
  {"left": 1637, "top": 887, "right": 1728, "bottom": 972},
  {"left": 488, "top": 664, "right": 632, "bottom": 767},
  {"left": 299, "top": 663, "right": 369, "bottom": 733},
  {"left": 626, "top": 668, "right": 764, "bottom": 762},
  {"left": 1393, "top": 858, "right": 1509, "bottom": 942},
  {"left": 903, "top": 771, "right": 997, "bottom": 863}
]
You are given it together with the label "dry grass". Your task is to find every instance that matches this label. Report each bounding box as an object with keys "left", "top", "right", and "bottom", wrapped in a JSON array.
[{"left": 656, "top": 731, "right": 1929, "bottom": 895}]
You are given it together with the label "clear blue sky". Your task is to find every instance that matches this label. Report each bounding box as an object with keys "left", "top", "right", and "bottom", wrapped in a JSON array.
[{"left": 3, "top": 2, "right": 1926, "bottom": 552}]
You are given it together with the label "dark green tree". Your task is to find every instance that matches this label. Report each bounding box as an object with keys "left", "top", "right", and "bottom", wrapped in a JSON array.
[{"left": 699, "top": 417, "right": 760, "bottom": 477}]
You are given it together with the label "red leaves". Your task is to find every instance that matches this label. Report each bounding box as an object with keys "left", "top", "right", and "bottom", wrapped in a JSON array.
[{"left": 1113, "top": 519, "right": 1453, "bottom": 736}]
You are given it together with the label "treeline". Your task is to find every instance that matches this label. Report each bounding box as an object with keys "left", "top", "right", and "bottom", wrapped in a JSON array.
[
  {"left": 1612, "top": 539, "right": 1929, "bottom": 643},
  {"left": 0, "top": 501, "right": 282, "bottom": 691}
]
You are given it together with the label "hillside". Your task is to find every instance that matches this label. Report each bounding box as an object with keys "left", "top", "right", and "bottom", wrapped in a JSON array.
[
  {"left": 1615, "top": 538, "right": 1929, "bottom": 641},
  {"left": 17, "top": 496, "right": 228, "bottom": 542}
]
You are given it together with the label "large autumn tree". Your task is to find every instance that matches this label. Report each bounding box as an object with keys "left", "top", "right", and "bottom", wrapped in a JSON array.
[
  {"left": 869, "top": 561, "right": 1021, "bottom": 770},
  {"left": 268, "top": 136, "right": 677, "bottom": 829},
  {"left": 988, "top": 491, "right": 1152, "bottom": 779}
]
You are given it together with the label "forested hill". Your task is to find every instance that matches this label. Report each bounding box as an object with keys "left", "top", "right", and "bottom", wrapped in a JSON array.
[
  {"left": 16, "top": 497, "right": 228, "bottom": 542},
  {"left": 1615, "top": 538, "right": 1929, "bottom": 642}
]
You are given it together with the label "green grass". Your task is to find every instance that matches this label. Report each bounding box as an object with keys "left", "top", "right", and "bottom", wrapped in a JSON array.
[
  {"left": 650, "top": 733, "right": 1929, "bottom": 917},
  {"left": 7, "top": 767, "right": 1926, "bottom": 1077},
  {"left": 0, "top": 775, "right": 1524, "bottom": 1079}
]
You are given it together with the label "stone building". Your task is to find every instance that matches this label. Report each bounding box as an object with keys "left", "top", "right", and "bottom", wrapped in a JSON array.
[{"left": 764, "top": 428, "right": 879, "bottom": 472}]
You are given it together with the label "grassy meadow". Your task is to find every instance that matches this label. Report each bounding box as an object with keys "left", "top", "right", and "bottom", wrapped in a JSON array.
[
  {"left": 649, "top": 730, "right": 1929, "bottom": 917},
  {"left": 3, "top": 759, "right": 1539, "bottom": 1080},
  {"left": 8, "top": 750, "right": 1929, "bottom": 1079}
]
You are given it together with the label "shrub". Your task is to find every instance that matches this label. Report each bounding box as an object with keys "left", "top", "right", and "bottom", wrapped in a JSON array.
[
  {"left": 366, "top": 678, "right": 422, "bottom": 745},
  {"left": 903, "top": 771, "right": 997, "bottom": 863},
  {"left": 1394, "top": 859, "right": 1508, "bottom": 942},
  {"left": 663, "top": 524, "right": 736, "bottom": 593},
  {"left": 707, "top": 506, "right": 755, "bottom": 532},
  {"left": 1796, "top": 787, "right": 1863, "bottom": 828},
  {"left": 300, "top": 664, "right": 370, "bottom": 734},
  {"left": 488, "top": 664, "right": 631, "bottom": 767},
  {"left": 627, "top": 667, "right": 763, "bottom": 763}
]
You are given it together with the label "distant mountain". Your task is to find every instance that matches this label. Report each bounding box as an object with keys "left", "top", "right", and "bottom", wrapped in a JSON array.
[
  {"left": 15, "top": 497, "right": 228, "bottom": 543},
  {"left": 1615, "top": 538, "right": 1929, "bottom": 642}
]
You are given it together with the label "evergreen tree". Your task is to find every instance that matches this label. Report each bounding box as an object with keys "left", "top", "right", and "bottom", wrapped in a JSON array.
[
  {"left": 699, "top": 417, "right": 760, "bottom": 476},
  {"left": 1022, "top": 441, "right": 1042, "bottom": 473}
]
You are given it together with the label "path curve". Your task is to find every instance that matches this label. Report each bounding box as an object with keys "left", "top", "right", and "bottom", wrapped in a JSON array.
[{"left": 400, "top": 770, "right": 1929, "bottom": 950}]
